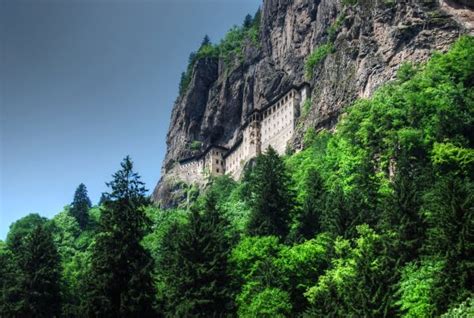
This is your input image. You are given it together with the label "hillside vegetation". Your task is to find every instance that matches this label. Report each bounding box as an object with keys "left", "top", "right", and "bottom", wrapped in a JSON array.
[{"left": 1, "top": 36, "right": 473, "bottom": 317}]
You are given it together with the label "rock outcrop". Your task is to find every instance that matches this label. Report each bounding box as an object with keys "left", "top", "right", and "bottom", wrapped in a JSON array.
[{"left": 153, "top": 0, "right": 472, "bottom": 208}]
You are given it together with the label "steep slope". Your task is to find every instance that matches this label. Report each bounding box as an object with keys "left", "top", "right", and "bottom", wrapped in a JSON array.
[{"left": 153, "top": 0, "right": 472, "bottom": 207}]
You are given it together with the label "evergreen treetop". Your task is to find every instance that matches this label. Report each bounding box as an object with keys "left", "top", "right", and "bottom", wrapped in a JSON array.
[{"left": 70, "top": 183, "right": 91, "bottom": 229}]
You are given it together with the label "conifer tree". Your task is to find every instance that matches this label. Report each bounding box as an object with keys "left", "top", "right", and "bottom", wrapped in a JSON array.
[
  {"left": 423, "top": 174, "right": 473, "bottom": 313},
  {"left": 163, "top": 193, "right": 233, "bottom": 317},
  {"left": 0, "top": 242, "right": 21, "bottom": 317},
  {"left": 70, "top": 183, "right": 91, "bottom": 229},
  {"left": 178, "top": 71, "right": 187, "bottom": 95},
  {"left": 321, "top": 186, "right": 357, "bottom": 238},
  {"left": 247, "top": 147, "right": 294, "bottom": 238},
  {"left": 381, "top": 149, "right": 427, "bottom": 263},
  {"left": 295, "top": 168, "right": 325, "bottom": 240},
  {"left": 84, "top": 156, "right": 156, "bottom": 317},
  {"left": 98, "top": 192, "right": 109, "bottom": 206},
  {"left": 253, "top": 8, "right": 261, "bottom": 26},
  {"left": 15, "top": 224, "right": 61, "bottom": 318},
  {"left": 243, "top": 14, "right": 253, "bottom": 28},
  {"left": 201, "top": 34, "right": 211, "bottom": 47}
]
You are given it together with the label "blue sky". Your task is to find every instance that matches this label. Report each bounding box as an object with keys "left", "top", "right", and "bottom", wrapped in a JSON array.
[{"left": 0, "top": 0, "right": 261, "bottom": 240}]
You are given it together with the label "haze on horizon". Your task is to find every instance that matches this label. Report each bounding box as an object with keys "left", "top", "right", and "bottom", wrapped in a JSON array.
[{"left": 0, "top": 0, "right": 261, "bottom": 240}]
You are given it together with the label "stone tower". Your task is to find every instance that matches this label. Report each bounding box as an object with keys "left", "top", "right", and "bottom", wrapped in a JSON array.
[{"left": 244, "top": 111, "right": 261, "bottom": 159}]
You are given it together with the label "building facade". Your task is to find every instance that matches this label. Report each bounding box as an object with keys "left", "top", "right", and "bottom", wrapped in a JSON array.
[{"left": 176, "top": 83, "right": 310, "bottom": 181}]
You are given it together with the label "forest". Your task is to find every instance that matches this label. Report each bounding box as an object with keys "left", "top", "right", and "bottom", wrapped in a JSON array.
[{"left": 0, "top": 36, "right": 472, "bottom": 317}]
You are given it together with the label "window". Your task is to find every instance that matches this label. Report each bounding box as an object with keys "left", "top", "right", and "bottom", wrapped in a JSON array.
[
  {"left": 216, "top": 159, "right": 219, "bottom": 164},
  {"left": 217, "top": 168, "right": 220, "bottom": 173}
]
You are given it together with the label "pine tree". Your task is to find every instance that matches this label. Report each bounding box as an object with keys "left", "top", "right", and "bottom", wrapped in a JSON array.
[
  {"left": 163, "top": 193, "right": 233, "bottom": 317},
  {"left": 70, "top": 183, "right": 91, "bottom": 230},
  {"left": 84, "top": 156, "right": 156, "bottom": 317},
  {"left": 247, "top": 147, "right": 294, "bottom": 238},
  {"left": 423, "top": 174, "right": 473, "bottom": 313},
  {"left": 321, "top": 186, "right": 357, "bottom": 238},
  {"left": 15, "top": 224, "right": 61, "bottom": 317},
  {"left": 243, "top": 14, "right": 253, "bottom": 29},
  {"left": 295, "top": 168, "right": 325, "bottom": 240},
  {"left": 179, "top": 71, "right": 187, "bottom": 95},
  {"left": 253, "top": 8, "right": 261, "bottom": 26},
  {"left": 381, "top": 149, "right": 427, "bottom": 263},
  {"left": 321, "top": 158, "right": 380, "bottom": 239},
  {"left": 0, "top": 242, "right": 22, "bottom": 317},
  {"left": 201, "top": 34, "right": 211, "bottom": 47},
  {"left": 98, "top": 192, "right": 109, "bottom": 206}
]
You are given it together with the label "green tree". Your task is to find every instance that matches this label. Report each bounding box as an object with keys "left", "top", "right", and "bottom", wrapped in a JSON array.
[
  {"left": 98, "top": 192, "right": 109, "bottom": 206},
  {"left": 162, "top": 193, "right": 233, "bottom": 317},
  {"left": 6, "top": 213, "right": 48, "bottom": 252},
  {"left": 320, "top": 186, "right": 357, "bottom": 238},
  {"left": 294, "top": 168, "right": 325, "bottom": 241},
  {"left": 422, "top": 174, "right": 474, "bottom": 313},
  {"left": 238, "top": 287, "right": 292, "bottom": 318},
  {"left": 247, "top": 147, "right": 294, "bottom": 238},
  {"left": 15, "top": 225, "right": 61, "bottom": 317},
  {"left": 84, "top": 156, "right": 156, "bottom": 317},
  {"left": 201, "top": 34, "right": 211, "bottom": 47},
  {"left": 381, "top": 148, "right": 427, "bottom": 263},
  {"left": 253, "top": 8, "right": 261, "bottom": 26},
  {"left": 243, "top": 14, "right": 253, "bottom": 29},
  {"left": 0, "top": 241, "right": 22, "bottom": 317},
  {"left": 396, "top": 258, "right": 445, "bottom": 318},
  {"left": 70, "top": 183, "right": 92, "bottom": 229},
  {"left": 306, "top": 225, "right": 397, "bottom": 317}
]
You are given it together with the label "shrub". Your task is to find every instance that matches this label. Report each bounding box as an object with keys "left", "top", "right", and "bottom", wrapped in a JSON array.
[
  {"left": 301, "top": 98, "right": 312, "bottom": 117},
  {"left": 305, "top": 43, "right": 334, "bottom": 79},
  {"left": 189, "top": 140, "right": 202, "bottom": 151}
]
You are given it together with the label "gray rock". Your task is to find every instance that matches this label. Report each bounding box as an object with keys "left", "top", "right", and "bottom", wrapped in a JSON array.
[{"left": 152, "top": 0, "right": 471, "bottom": 207}]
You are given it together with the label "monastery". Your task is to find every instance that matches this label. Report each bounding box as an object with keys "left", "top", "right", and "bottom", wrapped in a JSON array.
[{"left": 175, "top": 83, "right": 311, "bottom": 182}]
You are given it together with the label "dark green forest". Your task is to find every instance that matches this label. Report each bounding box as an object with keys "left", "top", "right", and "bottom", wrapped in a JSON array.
[{"left": 1, "top": 36, "right": 473, "bottom": 317}]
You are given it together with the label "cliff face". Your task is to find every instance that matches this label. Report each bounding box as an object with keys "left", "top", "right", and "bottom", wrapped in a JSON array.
[{"left": 153, "top": 0, "right": 472, "bottom": 207}]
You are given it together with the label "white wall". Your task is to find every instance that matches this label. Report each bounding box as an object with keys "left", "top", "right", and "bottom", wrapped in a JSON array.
[
  {"left": 177, "top": 86, "right": 307, "bottom": 182},
  {"left": 261, "top": 89, "right": 297, "bottom": 155}
]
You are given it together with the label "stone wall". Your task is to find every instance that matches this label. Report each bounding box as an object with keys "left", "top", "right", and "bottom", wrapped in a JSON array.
[
  {"left": 204, "top": 147, "right": 226, "bottom": 175},
  {"left": 261, "top": 88, "right": 299, "bottom": 154},
  {"left": 176, "top": 158, "right": 205, "bottom": 184},
  {"left": 173, "top": 84, "right": 309, "bottom": 181}
]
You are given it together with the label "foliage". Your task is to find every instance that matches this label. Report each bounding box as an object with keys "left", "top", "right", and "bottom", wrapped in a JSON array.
[
  {"left": 305, "top": 43, "right": 334, "bottom": 79},
  {"left": 178, "top": 8, "right": 261, "bottom": 95},
  {"left": 237, "top": 287, "right": 292, "bottom": 318},
  {"left": 421, "top": 174, "right": 474, "bottom": 312},
  {"left": 301, "top": 98, "right": 312, "bottom": 117},
  {"left": 246, "top": 147, "right": 295, "bottom": 238},
  {"left": 159, "top": 192, "right": 234, "bottom": 317},
  {"left": 291, "top": 168, "right": 325, "bottom": 241},
  {"left": 441, "top": 297, "right": 474, "bottom": 317},
  {"left": 10, "top": 224, "right": 62, "bottom": 317},
  {"left": 305, "top": 225, "right": 398, "bottom": 317},
  {"left": 6, "top": 213, "right": 48, "bottom": 252},
  {"left": 84, "top": 156, "right": 156, "bottom": 317},
  {"left": 0, "top": 241, "right": 20, "bottom": 317},
  {"left": 327, "top": 14, "right": 345, "bottom": 42},
  {"left": 189, "top": 140, "right": 203, "bottom": 151},
  {"left": 70, "top": 183, "right": 92, "bottom": 229},
  {"left": 230, "top": 234, "right": 332, "bottom": 315},
  {"left": 396, "top": 259, "right": 445, "bottom": 317}
]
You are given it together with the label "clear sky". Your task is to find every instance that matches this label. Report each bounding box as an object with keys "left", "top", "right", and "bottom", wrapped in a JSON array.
[{"left": 0, "top": 0, "right": 261, "bottom": 240}]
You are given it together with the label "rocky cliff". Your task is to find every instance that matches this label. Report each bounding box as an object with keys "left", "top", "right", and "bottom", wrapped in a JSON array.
[{"left": 153, "top": 0, "right": 473, "bottom": 207}]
